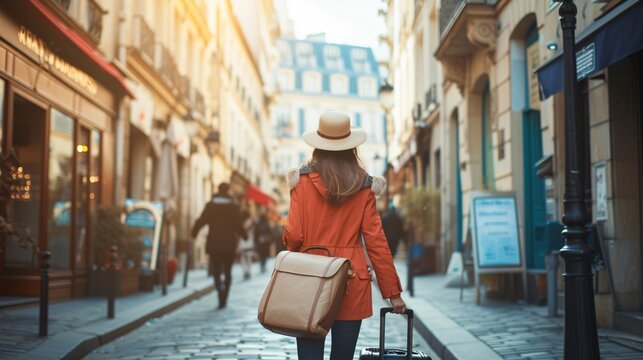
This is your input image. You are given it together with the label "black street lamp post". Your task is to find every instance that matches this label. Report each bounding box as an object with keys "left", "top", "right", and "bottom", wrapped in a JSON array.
[{"left": 556, "top": 0, "right": 600, "bottom": 358}]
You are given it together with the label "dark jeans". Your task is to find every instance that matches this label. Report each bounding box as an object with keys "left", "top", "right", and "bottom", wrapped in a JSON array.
[
  {"left": 209, "top": 254, "right": 233, "bottom": 307},
  {"left": 296, "top": 320, "right": 362, "bottom": 360}
]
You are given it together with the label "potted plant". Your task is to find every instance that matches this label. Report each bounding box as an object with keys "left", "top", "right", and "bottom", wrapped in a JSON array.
[
  {"left": 89, "top": 206, "right": 143, "bottom": 296},
  {"left": 400, "top": 187, "right": 441, "bottom": 274}
]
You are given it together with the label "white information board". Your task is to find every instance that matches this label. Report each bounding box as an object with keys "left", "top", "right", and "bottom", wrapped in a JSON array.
[
  {"left": 468, "top": 192, "right": 526, "bottom": 304},
  {"left": 472, "top": 196, "right": 522, "bottom": 268}
]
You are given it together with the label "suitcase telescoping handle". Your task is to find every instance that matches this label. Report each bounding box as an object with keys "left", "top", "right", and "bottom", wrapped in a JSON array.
[{"left": 380, "top": 307, "right": 414, "bottom": 360}]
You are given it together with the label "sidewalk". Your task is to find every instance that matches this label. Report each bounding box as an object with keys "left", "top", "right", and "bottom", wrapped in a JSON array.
[
  {"left": 0, "top": 269, "right": 214, "bottom": 360},
  {"left": 397, "top": 262, "right": 643, "bottom": 360}
]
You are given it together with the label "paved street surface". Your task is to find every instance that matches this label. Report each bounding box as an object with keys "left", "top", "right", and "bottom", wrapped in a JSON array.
[
  {"left": 85, "top": 262, "right": 439, "bottom": 359},
  {"left": 405, "top": 265, "right": 643, "bottom": 360},
  {"left": 0, "top": 270, "right": 213, "bottom": 360}
]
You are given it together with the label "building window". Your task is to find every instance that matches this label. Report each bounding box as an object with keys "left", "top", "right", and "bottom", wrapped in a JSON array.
[
  {"left": 351, "top": 48, "right": 371, "bottom": 74},
  {"left": 296, "top": 43, "right": 316, "bottom": 68},
  {"left": 278, "top": 41, "right": 293, "bottom": 65},
  {"left": 324, "top": 46, "right": 343, "bottom": 70},
  {"left": 330, "top": 74, "right": 348, "bottom": 95},
  {"left": 358, "top": 77, "right": 376, "bottom": 97},
  {"left": 303, "top": 71, "right": 322, "bottom": 93},
  {"left": 274, "top": 106, "right": 293, "bottom": 138},
  {"left": 277, "top": 69, "right": 295, "bottom": 91},
  {"left": 354, "top": 112, "right": 362, "bottom": 128},
  {"left": 298, "top": 108, "right": 306, "bottom": 135},
  {"left": 48, "top": 109, "right": 74, "bottom": 269}
]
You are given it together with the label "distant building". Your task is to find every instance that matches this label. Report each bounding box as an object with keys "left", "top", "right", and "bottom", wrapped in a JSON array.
[{"left": 271, "top": 37, "right": 387, "bottom": 213}]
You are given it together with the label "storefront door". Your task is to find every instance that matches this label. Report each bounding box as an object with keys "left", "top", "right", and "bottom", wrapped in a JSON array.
[{"left": 3, "top": 92, "right": 46, "bottom": 270}]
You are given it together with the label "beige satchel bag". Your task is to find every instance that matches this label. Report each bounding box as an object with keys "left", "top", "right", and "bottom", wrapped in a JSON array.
[{"left": 257, "top": 246, "right": 352, "bottom": 339}]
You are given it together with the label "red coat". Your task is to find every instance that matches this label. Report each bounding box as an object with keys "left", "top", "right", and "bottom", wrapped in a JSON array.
[{"left": 283, "top": 170, "right": 403, "bottom": 320}]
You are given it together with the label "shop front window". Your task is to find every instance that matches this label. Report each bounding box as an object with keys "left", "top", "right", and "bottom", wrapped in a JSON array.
[
  {"left": 75, "top": 127, "right": 90, "bottom": 269},
  {"left": 5, "top": 95, "right": 46, "bottom": 267},
  {"left": 87, "top": 130, "right": 101, "bottom": 267},
  {"left": 49, "top": 109, "right": 74, "bottom": 269}
]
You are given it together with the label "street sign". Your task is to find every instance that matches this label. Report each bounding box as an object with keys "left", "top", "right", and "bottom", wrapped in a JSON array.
[{"left": 576, "top": 43, "right": 596, "bottom": 80}]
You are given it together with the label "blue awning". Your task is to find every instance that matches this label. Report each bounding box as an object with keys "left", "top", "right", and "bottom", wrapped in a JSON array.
[{"left": 536, "top": 0, "right": 643, "bottom": 99}]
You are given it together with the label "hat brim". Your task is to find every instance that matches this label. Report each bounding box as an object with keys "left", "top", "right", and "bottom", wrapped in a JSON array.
[{"left": 302, "top": 128, "right": 367, "bottom": 151}]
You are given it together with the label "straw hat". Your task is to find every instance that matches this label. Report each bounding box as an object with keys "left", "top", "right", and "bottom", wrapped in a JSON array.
[{"left": 302, "top": 111, "right": 367, "bottom": 151}]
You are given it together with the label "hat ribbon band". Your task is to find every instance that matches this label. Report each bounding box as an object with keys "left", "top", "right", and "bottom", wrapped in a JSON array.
[{"left": 317, "top": 130, "right": 351, "bottom": 140}]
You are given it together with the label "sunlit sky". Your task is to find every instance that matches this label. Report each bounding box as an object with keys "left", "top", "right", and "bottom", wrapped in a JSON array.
[{"left": 285, "top": 0, "right": 387, "bottom": 63}]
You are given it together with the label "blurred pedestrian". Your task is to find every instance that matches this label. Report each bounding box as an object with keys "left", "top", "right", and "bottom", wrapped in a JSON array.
[
  {"left": 380, "top": 205, "right": 405, "bottom": 258},
  {"left": 238, "top": 210, "right": 255, "bottom": 280},
  {"left": 254, "top": 213, "right": 274, "bottom": 273},
  {"left": 273, "top": 218, "right": 286, "bottom": 253},
  {"left": 282, "top": 111, "right": 406, "bottom": 360},
  {"left": 191, "top": 183, "right": 247, "bottom": 309}
]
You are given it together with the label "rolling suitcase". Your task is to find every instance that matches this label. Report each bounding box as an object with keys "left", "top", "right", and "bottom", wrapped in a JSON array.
[{"left": 359, "top": 307, "right": 431, "bottom": 359}]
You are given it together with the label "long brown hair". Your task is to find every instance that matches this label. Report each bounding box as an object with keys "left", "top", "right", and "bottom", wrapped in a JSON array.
[{"left": 310, "top": 148, "right": 366, "bottom": 205}]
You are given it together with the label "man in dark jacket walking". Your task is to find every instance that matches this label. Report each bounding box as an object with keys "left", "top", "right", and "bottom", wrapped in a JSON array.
[
  {"left": 191, "top": 183, "right": 247, "bottom": 309},
  {"left": 380, "top": 206, "right": 405, "bottom": 258}
]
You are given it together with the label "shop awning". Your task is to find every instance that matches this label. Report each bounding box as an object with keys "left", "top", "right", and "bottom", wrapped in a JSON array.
[
  {"left": 26, "top": 0, "right": 134, "bottom": 97},
  {"left": 536, "top": 0, "right": 643, "bottom": 99},
  {"left": 246, "top": 184, "right": 274, "bottom": 207}
]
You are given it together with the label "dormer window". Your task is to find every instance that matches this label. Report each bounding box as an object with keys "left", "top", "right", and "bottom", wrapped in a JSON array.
[
  {"left": 278, "top": 41, "right": 293, "bottom": 66},
  {"left": 296, "top": 43, "right": 316, "bottom": 68},
  {"left": 324, "top": 46, "right": 343, "bottom": 71},
  {"left": 351, "top": 49, "right": 371, "bottom": 74}
]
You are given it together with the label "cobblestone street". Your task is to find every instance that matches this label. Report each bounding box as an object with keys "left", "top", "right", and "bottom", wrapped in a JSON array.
[
  {"left": 407, "top": 267, "right": 643, "bottom": 360},
  {"left": 85, "top": 263, "right": 438, "bottom": 359}
]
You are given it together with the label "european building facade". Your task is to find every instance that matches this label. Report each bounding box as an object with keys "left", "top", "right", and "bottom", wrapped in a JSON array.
[{"left": 383, "top": 0, "right": 643, "bottom": 335}]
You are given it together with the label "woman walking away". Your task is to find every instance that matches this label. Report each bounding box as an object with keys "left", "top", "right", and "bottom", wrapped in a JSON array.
[
  {"left": 238, "top": 210, "right": 255, "bottom": 280},
  {"left": 254, "top": 213, "right": 274, "bottom": 273},
  {"left": 283, "top": 111, "right": 406, "bottom": 360}
]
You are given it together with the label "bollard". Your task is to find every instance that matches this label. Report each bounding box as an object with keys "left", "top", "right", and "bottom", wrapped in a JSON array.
[
  {"left": 545, "top": 251, "right": 559, "bottom": 317},
  {"left": 108, "top": 245, "right": 117, "bottom": 319},
  {"left": 161, "top": 246, "right": 167, "bottom": 296},
  {"left": 39, "top": 251, "right": 50, "bottom": 337},
  {"left": 182, "top": 244, "right": 190, "bottom": 288},
  {"left": 407, "top": 258, "right": 415, "bottom": 297}
]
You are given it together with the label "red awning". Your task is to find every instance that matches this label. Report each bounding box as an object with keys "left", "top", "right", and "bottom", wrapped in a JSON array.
[
  {"left": 246, "top": 184, "right": 274, "bottom": 207},
  {"left": 26, "top": 0, "right": 134, "bottom": 97}
]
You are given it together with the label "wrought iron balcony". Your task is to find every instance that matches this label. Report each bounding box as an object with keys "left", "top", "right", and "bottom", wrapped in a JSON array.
[
  {"left": 425, "top": 84, "right": 438, "bottom": 111},
  {"left": 193, "top": 89, "right": 206, "bottom": 119},
  {"left": 133, "top": 16, "right": 156, "bottom": 66},
  {"left": 49, "top": 0, "right": 105, "bottom": 44},
  {"left": 155, "top": 44, "right": 180, "bottom": 93},
  {"left": 87, "top": 0, "right": 105, "bottom": 43},
  {"left": 52, "top": 0, "right": 70, "bottom": 11},
  {"left": 179, "top": 75, "right": 191, "bottom": 105}
]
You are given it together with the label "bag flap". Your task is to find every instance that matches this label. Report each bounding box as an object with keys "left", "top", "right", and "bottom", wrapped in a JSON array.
[{"left": 275, "top": 251, "right": 349, "bottom": 278}]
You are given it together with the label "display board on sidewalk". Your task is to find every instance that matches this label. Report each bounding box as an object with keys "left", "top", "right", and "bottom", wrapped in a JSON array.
[
  {"left": 124, "top": 199, "right": 164, "bottom": 271},
  {"left": 466, "top": 192, "right": 526, "bottom": 304}
]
